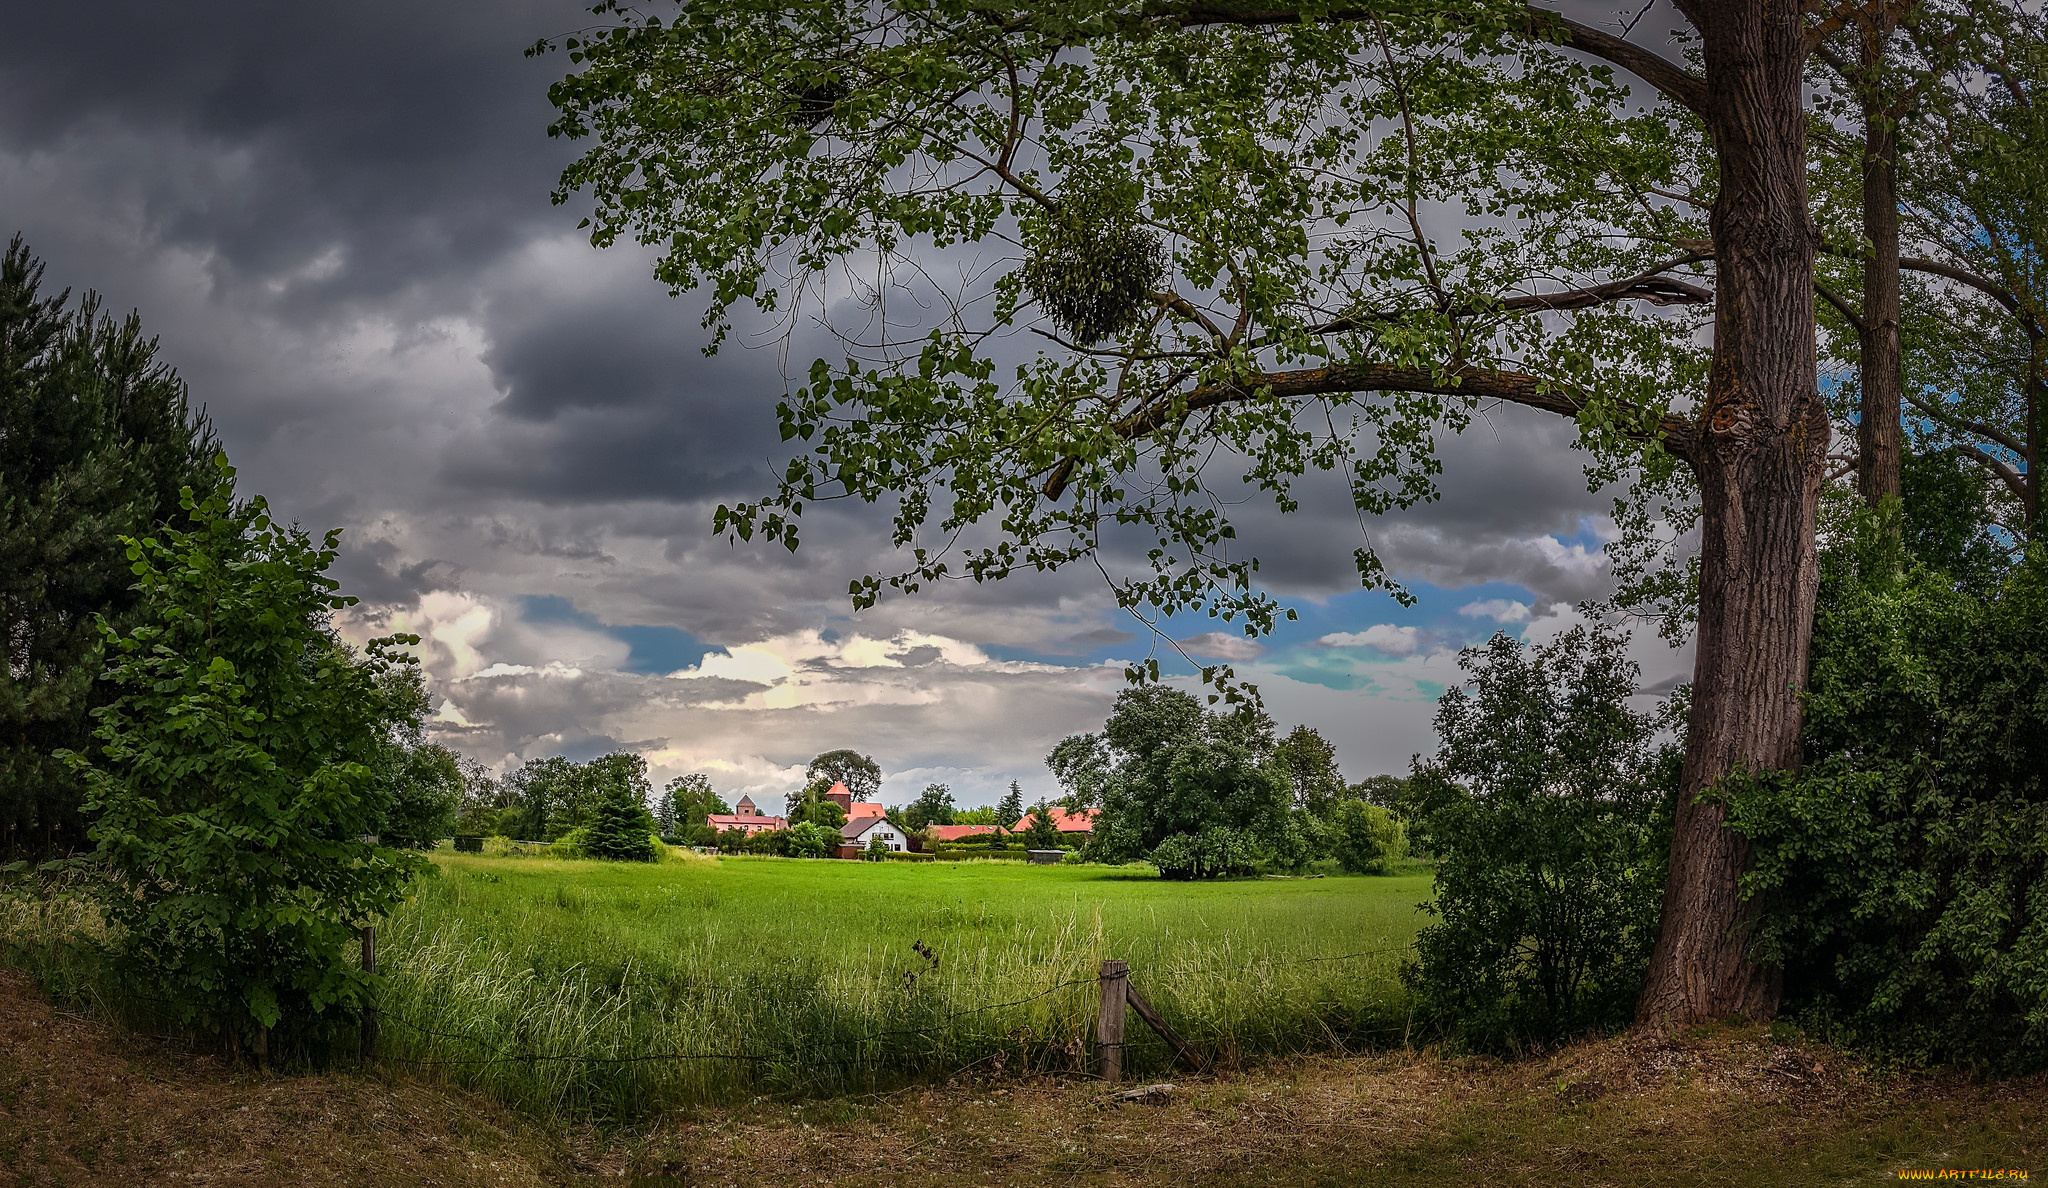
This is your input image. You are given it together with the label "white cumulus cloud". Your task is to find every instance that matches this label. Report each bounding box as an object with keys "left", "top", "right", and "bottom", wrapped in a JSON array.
[
  {"left": 1457, "top": 598, "right": 1533, "bottom": 624},
  {"left": 1317, "top": 624, "right": 1426, "bottom": 656}
]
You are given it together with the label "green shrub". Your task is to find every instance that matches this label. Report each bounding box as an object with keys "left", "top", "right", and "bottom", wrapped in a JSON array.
[
  {"left": 1402, "top": 626, "right": 1677, "bottom": 1049},
  {"left": 1148, "top": 826, "right": 1257, "bottom": 880},
  {"left": 786, "top": 820, "right": 834, "bottom": 859},
  {"left": 1326, "top": 801, "right": 1406, "bottom": 874},
  {"left": 1722, "top": 519, "right": 2048, "bottom": 1071},
  {"left": 881, "top": 850, "right": 935, "bottom": 862},
  {"left": 61, "top": 462, "right": 428, "bottom": 1058},
  {"left": 548, "top": 827, "right": 592, "bottom": 858}
]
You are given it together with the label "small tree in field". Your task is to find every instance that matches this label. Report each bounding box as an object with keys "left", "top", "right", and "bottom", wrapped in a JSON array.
[
  {"left": 1404, "top": 627, "right": 1678, "bottom": 1048},
  {"left": 1020, "top": 800, "right": 1062, "bottom": 851},
  {"left": 583, "top": 764, "right": 658, "bottom": 862},
  {"left": 65, "top": 460, "right": 425, "bottom": 1060},
  {"left": 1327, "top": 800, "right": 1407, "bottom": 875}
]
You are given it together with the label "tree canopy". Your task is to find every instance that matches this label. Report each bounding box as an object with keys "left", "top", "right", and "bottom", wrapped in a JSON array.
[
  {"left": 805, "top": 749, "right": 882, "bottom": 800},
  {"left": 1050, "top": 685, "right": 1290, "bottom": 878}
]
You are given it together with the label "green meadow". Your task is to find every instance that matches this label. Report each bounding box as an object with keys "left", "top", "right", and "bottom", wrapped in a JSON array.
[{"left": 378, "top": 853, "right": 1430, "bottom": 1118}]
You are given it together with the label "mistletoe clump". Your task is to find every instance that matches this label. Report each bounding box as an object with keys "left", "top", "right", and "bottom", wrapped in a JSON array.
[{"left": 1020, "top": 184, "right": 1165, "bottom": 344}]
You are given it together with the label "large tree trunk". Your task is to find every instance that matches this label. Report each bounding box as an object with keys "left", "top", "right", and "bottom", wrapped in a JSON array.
[
  {"left": 1857, "top": 16, "right": 1905, "bottom": 507},
  {"left": 1639, "top": 1, "right": 1828, "bottom": 1026}
]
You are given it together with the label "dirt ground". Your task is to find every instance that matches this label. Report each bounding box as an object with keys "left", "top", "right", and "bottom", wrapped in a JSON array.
[{"left": 2, "top": 968, "right": 2040, "bottom": 1187}]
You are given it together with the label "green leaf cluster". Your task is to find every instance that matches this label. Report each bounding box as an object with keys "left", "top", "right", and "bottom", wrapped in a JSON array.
[{"left": 1721, "top": 510, "right": 2048, "bottom": 1072}]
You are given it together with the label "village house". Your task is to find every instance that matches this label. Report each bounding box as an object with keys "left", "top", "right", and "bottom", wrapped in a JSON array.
[
  {"left": 838, "top": 813, "right": 909, "bottom": 857},
  {"left": 705, "top": 795, "right": 786, "bottom": 836}
]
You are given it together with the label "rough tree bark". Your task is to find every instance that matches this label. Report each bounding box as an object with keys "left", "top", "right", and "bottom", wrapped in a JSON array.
[
  {"left": 1857, "top": 13, "right": 1905, "bottom": 507},
  {"left": 1637, "top": 0, "right": 1827, "bottom": 1025}
]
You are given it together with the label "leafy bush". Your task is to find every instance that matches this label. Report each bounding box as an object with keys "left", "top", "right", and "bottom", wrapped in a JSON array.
[
  {"left": 786, "top": 820, "right": 834, "bottom": 859},
  {"left": 1722, "top": 520, "right": 2048, "bottom": 1071},
  {"left": 62, "top": 463, "right": 427, "bottom": 1058},
  {"left": 1327, "top": 800, "right": 1407, "bottom": 874},
  {"left": 1402, "top": 627, "right": 1678, "bottom": 1049}
]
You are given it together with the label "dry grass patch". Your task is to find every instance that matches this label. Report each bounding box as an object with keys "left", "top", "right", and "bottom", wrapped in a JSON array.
[
  {"left": 2, "top": 968, "right": 2041, "bottom": 1187},
  {"left": 0, "top": 969, "right": 565, "bottom": 1187},
  {"left": 600, "top": 1030, "right": 2044, "bottom": 1186}
]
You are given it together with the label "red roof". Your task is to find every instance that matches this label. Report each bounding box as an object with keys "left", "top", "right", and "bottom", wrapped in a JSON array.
[
  {"left": 847, "top": 801, "right": 885, "bottom": 818},
  {"left": 841, "top": 815, "right": 902, "bottom": 840},
  {"left": 707, "top": 814, "right": 786, "bottom": 831},
  {"left": 927, "top": 824, "right": 1000, "bottom": 842},
  {"left": 1013, "top": 807, "right": 1098, "bottom": 834}
]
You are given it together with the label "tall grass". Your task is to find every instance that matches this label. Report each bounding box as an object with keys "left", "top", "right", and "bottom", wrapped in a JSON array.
[{"left": 375, "top": 855, "right": 1428, "bottom": 1119}]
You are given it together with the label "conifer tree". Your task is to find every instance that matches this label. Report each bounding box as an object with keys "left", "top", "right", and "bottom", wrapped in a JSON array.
[
  {"left": 1, "top": 235, "right": 217, "bottom": 855},
  {"left": 584, "top": 770, "right": 657, "bottom": 861}
]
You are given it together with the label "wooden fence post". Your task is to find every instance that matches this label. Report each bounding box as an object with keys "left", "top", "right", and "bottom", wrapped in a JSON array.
[
  {"left": 1096, "top": 959, "right": 1129, "bottom": 1083},
  {"left": 360, "top": 925, "right": 377, "bottom": 1062}
]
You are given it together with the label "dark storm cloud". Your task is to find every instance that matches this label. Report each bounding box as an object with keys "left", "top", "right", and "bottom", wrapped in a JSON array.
[
  {"left": 0, "top": 0, "right": 1702, "bottom": 782},
  {"left": 447, "top": 271, "right": 798, "bottom": 504},
  {"left": 0, "top": 0, "right": 588, "bottom": 314},
  {"left": 334, "top": 536, "right": 468, "bottom": 609}
]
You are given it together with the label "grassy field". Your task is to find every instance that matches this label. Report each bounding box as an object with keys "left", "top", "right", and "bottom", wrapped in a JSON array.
[{"left": 377, "top": 853, "right": 1430, "bottom": 1118}]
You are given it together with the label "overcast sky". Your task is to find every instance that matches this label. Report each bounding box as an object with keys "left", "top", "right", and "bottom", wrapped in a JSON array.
[{"left": 2, "top": 1, "right": 1695, "bottom": 810}]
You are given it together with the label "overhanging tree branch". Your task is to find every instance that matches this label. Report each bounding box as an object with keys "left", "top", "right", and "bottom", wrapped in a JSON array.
[
  {"left": 1906, "top": 389, "right": 2029, "bottom": 457},
  {"left": 1940, "top": 441, "right": 2030, "bottom": 504},
  {"left": 1166, "top": 4, "right": 1709, "bottom": 114},
  {"left": 1042, "top": 361, "right": 1696, "bottom": 499}
]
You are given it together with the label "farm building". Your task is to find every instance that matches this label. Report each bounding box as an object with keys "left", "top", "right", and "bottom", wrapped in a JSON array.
[
  {"left": 706, "top": 795, "right": 786, "bottom": 836},
  {"left": 926, "top": 823, "right": 998, "bottom": 843}
]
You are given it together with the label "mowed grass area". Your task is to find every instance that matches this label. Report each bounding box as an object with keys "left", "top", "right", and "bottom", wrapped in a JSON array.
[{"left": 380, "top": 854, "right": 1430, "bottom": 1119}]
